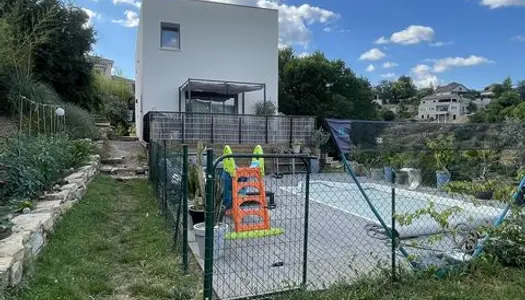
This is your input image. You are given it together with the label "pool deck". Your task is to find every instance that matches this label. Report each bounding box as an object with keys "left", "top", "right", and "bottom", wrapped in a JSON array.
[{"left": 188, "top": 173, "right": 487, "bottom": 300}]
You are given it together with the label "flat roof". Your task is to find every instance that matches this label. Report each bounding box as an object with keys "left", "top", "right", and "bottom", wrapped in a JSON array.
[
  {"left": 179, "top": 78, "right": 265, "bottom": 96},
  {"left": 183, "top": 0, "right": 278, "bottom": 12}
]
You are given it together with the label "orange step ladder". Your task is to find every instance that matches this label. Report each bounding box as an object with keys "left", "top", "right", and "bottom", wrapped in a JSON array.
[{"left": 231, "top": 167, "right": 270, "bottom": 232}]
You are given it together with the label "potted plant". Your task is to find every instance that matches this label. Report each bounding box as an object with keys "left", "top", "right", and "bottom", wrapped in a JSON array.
[
  {"left": 391, "top": 153, "right": 410, "bottom": 185},
  {"left": 462, "top": 148, "right": 499, "bottom": 199},
  {"left": 311, "top": 129, "right": 330, "bottom": 157},
  {"left": 291, "top": 140, "right": 302, "bottom": 154},
  {"left": 367, "top": 155, "right": 383, "bottom": 181},
  {"left": 193, "top": 175, "right": 229, "bottom": 260},
  {"left": 188, "top": 142, "right": 206, "bottom": 226},
  {"left": 383, "top": 151, "right": 396, "bottom": 183},
  {"left": 426, "top": 134, "right": 455, "bottom": 191}
]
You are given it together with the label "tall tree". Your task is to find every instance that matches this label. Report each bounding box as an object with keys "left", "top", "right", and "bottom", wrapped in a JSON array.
[
  {"left": 376, "top": 80, "right": 395, "bottom": 102},
  {"left": 517, "top": 80, "right": 525, "bottom": 100},
  {"left": 393, "top": 75, "right": 417, "bottom": 100},
  {"left": 278, "top": 49, "right": 378, "bottom": 121},
  {"left": 2, "top": 0, "right": 98, "bottom": 110},
  {"left": 471, "top": 77, "right": 522, "bottom": 123},
  {"left": 416, "top": 87, "right": 434, "bottom": 99},
  {"left": 492, "top": 76, "right": 514, "bottom": 99}
]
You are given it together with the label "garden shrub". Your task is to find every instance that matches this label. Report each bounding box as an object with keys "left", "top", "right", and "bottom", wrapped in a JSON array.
[
  {"left": 103, "top": 95, "right": 130, "bottom": 132},
  {"left": 69, "top": 139, "right": 94, "bottom": 168},
  {"left": 485, "top": 215, "right": 525, "bottom": 268},
  {"left": 63, "top": 103, "right": 99, "bottom": 139},
  {"left": 0, "top": 134, "right": 94, "bottom": 206}
]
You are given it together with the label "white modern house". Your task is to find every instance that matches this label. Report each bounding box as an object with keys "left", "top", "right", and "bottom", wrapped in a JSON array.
[
  {"left": 418, "top": 82, "right": 471, "bottom": 123},
  {"left": 134, "top": 0, "right": 279, "bottom": 141}
]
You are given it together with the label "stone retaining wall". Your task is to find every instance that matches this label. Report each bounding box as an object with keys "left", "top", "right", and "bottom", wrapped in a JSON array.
[{"left": 0, "top": 154, "right": 101, "bottom": 291}]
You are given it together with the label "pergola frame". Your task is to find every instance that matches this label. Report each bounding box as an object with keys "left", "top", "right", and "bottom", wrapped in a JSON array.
[{"left": 178, "top": 78, "right": 266, "bottom": 114}]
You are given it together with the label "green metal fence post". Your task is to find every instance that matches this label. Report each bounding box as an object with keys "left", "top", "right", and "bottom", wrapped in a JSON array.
[
  {"left": 182, "top": 145, "right": 189, "bottom": 274},
  {"left": 302, "top": 157, "right": 311, "bottom": 289},
  {"left": 203, "top": 149, "right": 215, "bottom": 300},
  {"left": 148, "top": 143, "right": 153, "bottom": 182},
  {"left": 155, "top": 142, "right": 160, "bottom": 201},
  {"left": 391, "top": 172, "right": 396, "bottom": 283},
  {"left": 163, "top": 140, "right": 168, "bottom": 214}
]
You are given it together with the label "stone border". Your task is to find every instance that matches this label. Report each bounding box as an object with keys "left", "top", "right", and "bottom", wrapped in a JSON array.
[{"left": 0, "top": 154, "right": 101, "bottom": 291}]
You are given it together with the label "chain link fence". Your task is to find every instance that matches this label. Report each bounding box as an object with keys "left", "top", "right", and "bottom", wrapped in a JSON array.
[
  {"left": 149, "top": 119, "right": 525, "bottom": 300},
  {"left": 149, "top": 141, "right": 189, "bottom": 273}
]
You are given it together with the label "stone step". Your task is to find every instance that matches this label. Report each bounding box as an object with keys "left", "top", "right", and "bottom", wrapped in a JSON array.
[
  {"left": 100, "top": 166, "right": 148, "bottom": 176},
  {"left": 109, "top": 135, "right": 138, "bottom": 142},
  {"left": 100, "top": 157, "right": 125, "bottom": 165},
  {"left": 113, "top": 175, "right": 148, "bottom": 181},
  {"left": 95, "top": 122, "right": 111, "bottom": 128}
]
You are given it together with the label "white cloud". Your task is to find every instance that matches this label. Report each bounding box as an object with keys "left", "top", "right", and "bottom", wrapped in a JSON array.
[
  {"left": 257, "top": 0, "right": 340, "bottom": 49},
  {"left": 81, "top": 8, "right": 100, "bottom": 28},
  {"left": 374, "top": 36, "right": 389, "bottom": 45},
  {"left": 412, "top": 64, "right": 431, "bottom": 76},
  {"left": 366, "top": 64, "right": 375, "bottom": 72},
  {"left": 382, "top": 62, "right": 398, "bottom": 69},
  {"left": 511, "top": 35, "right": 525, "bottom": 42},
  {"left": 380, "top": 73, "right": 396, "bottom": 79},
  {"left": 429, "top": 41, "right": 454, "bottom": 47},
  {"left": 481, "top": 0, "right": 525, "bottom": 9},
  {"left": 359, "top": 48, "right": 386, "bottom": 61},
  {"left": 113, "top": 0, "right": 141, "bottom": 8},
  {"left": 432, "top": 55, "right": 494, "bottom": 73},
  {"left": 411, "top": 64, "right": 440, "bottom": 88},
  {"left": 323, "top": 25, "right": 350, "bottom": 33},
  {"left": 390, "top": 25, "right": 435, "bottom": 45},
  {"left": 199, "top": 0, "right": 340, "bottom": 49},
  {"left": 112, "top": 10, "right": 139, "bottom": 28}
]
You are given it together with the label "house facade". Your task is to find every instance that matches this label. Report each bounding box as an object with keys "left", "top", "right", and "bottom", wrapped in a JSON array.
[
  {"left": 418, "top": 83, "right": 471, "bottom": 123},
  {"left": 90, "top": 56, "right": 114, "bottom": 78},
  {"left": 472, "top": 84, "right": 495, "bottom": 110},
  {"left": 134, "top": 0, "right": 279, "bottom": 140}
]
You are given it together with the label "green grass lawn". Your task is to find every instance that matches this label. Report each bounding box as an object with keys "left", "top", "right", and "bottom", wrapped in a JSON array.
[
  {"left": 272, "top": 261, "right": 525, "bottom": 300},
  {"left": 8, "top": 177, "right": 199, "bottom": 300},
  {"left": 10, "top": 176, "right": 525, "bottom": 300}
]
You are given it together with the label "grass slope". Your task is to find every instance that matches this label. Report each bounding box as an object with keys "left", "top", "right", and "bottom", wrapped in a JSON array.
[{"left": 8, "top": 177, "right": 198, "bottom": 300}]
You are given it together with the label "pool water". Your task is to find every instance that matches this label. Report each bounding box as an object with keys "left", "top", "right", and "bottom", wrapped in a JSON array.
[{"left": 305, "top": 181, "right": 502, "bottom": 238}]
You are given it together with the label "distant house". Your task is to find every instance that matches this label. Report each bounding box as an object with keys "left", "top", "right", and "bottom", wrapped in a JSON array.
[
  {"left": 90, "top": 56, "right": 114, "bottom": 78},
  {"left": 418, "top": 82, "right": 471, "bottom": 123},
  {"left": 472, "top": 84, "right": 496, "bottom": 110},
  {"left": 373, "top": 96, "right": 417, "bottom": 117}
]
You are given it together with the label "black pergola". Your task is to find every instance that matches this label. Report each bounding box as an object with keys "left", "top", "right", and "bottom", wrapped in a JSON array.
[{"left": 178, "top": 78, "right": 266, "bottom": 114}]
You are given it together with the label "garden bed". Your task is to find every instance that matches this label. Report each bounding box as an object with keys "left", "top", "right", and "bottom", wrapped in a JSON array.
[{"left": 0, "top": 154, "right": 100, "bottom": 291}]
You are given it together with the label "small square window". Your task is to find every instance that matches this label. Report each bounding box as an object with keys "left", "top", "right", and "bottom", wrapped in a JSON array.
[{"left": 161, "top": 23, "right": 180, "bottom": 50}]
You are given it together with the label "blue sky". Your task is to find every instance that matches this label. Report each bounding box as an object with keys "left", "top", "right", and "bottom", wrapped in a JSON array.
[{"left": 77, "top": 0, "right": 525, "bottom": 90}]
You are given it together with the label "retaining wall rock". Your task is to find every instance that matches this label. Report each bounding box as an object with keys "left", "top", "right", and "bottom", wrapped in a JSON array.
[{"left": 0, "top": 154, "right": 100, "bottom": 292}]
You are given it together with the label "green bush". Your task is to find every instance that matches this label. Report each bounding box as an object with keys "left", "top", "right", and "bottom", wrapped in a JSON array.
[
  {"left": 63, "top": 103, "right": 99, "bottom": 139},
  {"left": 485, "top": 216, "right": 525, "bottom": 268},
  {"left": 69, "top": 139, "right": 94, "bottom": 168},
  {"left": 0, "top": 134, "right": 94, "bottom": 206},
  {"left": 103, "top": 95, "right": 130, "bottom": 130}
]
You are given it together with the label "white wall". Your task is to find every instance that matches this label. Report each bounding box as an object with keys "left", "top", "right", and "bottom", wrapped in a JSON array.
[
  {"left": 135, "top": 0, "right": 279, "bottom": 140},
  {"left": 135, "top": 6, "right": 145, "bottom": 140}
]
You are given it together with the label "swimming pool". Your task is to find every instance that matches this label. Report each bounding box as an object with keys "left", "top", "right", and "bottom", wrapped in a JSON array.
[{"left": 290, "top": 181, "right": 502, "bottom": 238}]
